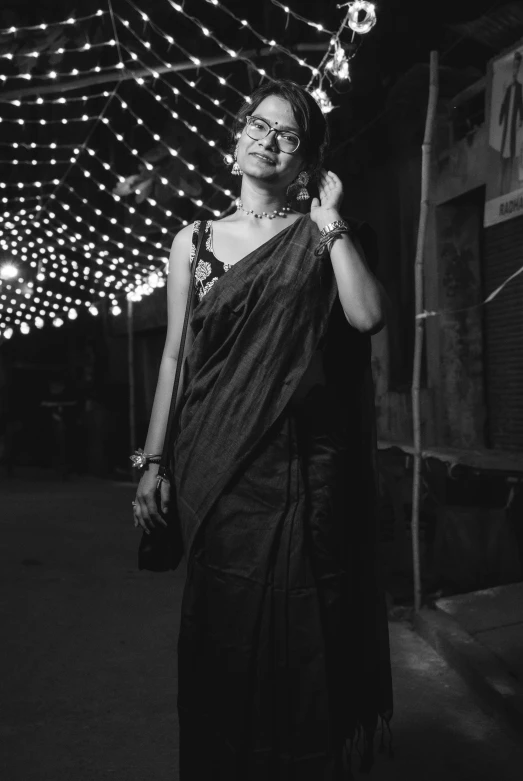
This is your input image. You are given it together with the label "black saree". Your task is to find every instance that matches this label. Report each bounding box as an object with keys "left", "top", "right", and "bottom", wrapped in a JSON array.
[{"left": 173, "top": 215, "right": 393, "bottom": 780}]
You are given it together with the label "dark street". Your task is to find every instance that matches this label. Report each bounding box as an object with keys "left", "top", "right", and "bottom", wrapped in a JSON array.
[
  {"left": 2, "top": 2, "right": 523, "bottom": 780},
  {"left": 1, "top": 474, "right": 522, "bottom": 781}
]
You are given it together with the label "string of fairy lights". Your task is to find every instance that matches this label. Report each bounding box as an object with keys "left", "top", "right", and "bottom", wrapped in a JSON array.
[
  {"left": 167, "top": 0, "right": 321, "bottom": 79},
  {"left": 0, "top": 1, "right": 377, "bottom": 339},
  {"left": 132, "top": 5, "right": 268, "bottom": 107},
  {"left": 114, "top": 14, "right": 238, "bottom": 124},
  {"left": 0, "top": 9, "right": 107, "bottom": 34}
]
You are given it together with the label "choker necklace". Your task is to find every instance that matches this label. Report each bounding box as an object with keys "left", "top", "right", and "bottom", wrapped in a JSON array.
[{"left": 236, "top": 199, "right": 291, "bottom": 220}]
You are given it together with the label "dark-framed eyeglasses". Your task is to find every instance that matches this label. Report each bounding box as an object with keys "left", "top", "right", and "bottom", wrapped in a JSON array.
[{"left": 244, "top": 115, "right": 301, "bottom": 154}]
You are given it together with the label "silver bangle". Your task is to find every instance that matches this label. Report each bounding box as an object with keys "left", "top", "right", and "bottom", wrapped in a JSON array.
[
  {"left": 319, "top": 220, "right": 349, "bottom": 238},
  {"left": 314, "top": 227, "right": 350, "bottom": 257}
]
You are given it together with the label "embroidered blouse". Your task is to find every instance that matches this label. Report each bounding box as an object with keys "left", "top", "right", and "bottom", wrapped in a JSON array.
[{"left": 190, "top": 220, "right": 234, "bottom": 303}]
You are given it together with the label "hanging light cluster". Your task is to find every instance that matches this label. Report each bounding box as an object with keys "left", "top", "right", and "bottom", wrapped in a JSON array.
[
  {"left": 325, "top": 42, "right": 351, "bottom": 81},
  {"left": 310, "top": 87, "right": 335, "bottom": 114},
  {"left": 304, "top": 1, "right": 377, "bottom": 113},
  {"left": 346, "top": 1, "right": 377, "bottom": 35}
]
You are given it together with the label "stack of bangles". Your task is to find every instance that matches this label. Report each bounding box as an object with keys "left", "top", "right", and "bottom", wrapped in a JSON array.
[{"left": 314, "top": 220, "right": 351, "bottom": 257}]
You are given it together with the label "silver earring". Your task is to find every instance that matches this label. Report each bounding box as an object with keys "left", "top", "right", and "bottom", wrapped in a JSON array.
[
  {"left": 231, "top": 149, "right": 243, "bottom": 176},
  {"left": 295, "top": 171, "right": 310, "bottom": 201}
]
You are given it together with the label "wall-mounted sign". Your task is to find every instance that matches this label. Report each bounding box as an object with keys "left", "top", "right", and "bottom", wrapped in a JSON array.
[
  {"left": 485, "top": 42, "right": 523, "bottom": 227},
  {"left": 484, "top": 186, "right": 523, "bottom": 226}
]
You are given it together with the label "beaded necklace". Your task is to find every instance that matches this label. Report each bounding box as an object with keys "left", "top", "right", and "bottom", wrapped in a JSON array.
[{"left": 236, "top": 199, "right": 292, "bottom": 220}]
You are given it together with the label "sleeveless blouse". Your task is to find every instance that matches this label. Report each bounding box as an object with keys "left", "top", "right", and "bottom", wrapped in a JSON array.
[{"left": 190, "top": 220, "right": 233, "bottom": 303}]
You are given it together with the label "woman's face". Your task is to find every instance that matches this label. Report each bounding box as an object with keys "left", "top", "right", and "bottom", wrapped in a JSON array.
[{"left": 236, "top": 95, "right": 306, "bottom": 189}]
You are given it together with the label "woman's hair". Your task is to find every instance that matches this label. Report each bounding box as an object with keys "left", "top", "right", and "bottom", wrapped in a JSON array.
[{"left": 231, "top": 79, "right": 330, "bottom": 179}]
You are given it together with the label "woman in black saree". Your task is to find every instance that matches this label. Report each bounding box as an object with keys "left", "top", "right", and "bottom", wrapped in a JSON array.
[{"left": 133, "top": 80, "right": 393, "bottom": 780}]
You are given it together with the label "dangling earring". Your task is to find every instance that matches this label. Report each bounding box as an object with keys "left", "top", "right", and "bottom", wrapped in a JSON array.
[
  {"left": 231, "top": 149, "right": 243, "bottom": 176},
  {"left": 287, "top": 171, "right": 310, "bottom": 201},
  {"left": 295, "top": 171, "right": 310, "bottom": 201}
]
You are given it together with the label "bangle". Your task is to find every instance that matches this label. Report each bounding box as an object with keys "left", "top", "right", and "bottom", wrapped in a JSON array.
[
  {"left": 319, "top": 220, "right": 349, "bottom": 237},
  {"left": 130, "top": 448, "right": 162, "bottom": 469},
  {"left": 314, "top": 227, "right": 350, "bottom": 257}
]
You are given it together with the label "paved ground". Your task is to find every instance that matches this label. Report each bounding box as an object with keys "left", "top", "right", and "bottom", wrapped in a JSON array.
[
  {"left": 437, "top": 583, "right": 523, "bottom": 685},
  {"left": 1, "top": 473, "right": 523, "bottom": 781}
]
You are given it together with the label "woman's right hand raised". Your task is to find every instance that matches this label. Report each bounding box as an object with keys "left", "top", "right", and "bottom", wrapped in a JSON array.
[{"left": 132, "top": 464, "right": 171, "bottom": 534}]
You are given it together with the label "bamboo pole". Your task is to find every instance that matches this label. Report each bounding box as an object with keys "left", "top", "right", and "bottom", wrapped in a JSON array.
[
  {"left": 127, "top": 297, "right": 137, "bottom": 482},
  {"left": 0, "top": 43, "right": 329, "bottom": 102},
  {"left": 411, "top": 51, "right": 439, "bottom": 612}
]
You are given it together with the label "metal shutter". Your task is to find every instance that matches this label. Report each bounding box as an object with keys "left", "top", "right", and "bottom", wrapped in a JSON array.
[{"left": 483, "top": 216, "right": 523, "bottom": 450}]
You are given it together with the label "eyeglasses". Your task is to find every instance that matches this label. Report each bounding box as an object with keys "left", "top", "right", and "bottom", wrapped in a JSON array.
[{"left": 244, "top": 115, "right": 301, "bottom": 154}]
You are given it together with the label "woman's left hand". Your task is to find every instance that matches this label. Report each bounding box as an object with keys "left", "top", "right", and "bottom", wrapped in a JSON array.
[{"left": 310, "top": 169, "right": 344, "bottom": 231}]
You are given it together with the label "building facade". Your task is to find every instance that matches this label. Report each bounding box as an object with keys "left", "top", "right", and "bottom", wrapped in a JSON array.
[{"left": 366, "top": 39, "right": 523, "bottom": 454}]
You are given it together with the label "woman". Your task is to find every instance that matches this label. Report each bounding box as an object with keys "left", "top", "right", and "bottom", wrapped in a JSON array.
[{"left": 133, "top": 80, "right": 393, "bottom": 780}]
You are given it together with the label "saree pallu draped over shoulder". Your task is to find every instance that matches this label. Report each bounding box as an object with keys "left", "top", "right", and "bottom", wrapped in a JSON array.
[{"left": 174, "top": 216, "right": 393, "bottom": 781}]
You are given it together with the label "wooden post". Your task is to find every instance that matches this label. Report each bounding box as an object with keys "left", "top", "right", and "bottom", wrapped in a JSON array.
[
  {"left": 411, "top": 51, "right": 439, "bottom": 612},
  {"left": 127, "top": 298, "right": 137, "bottom": 481}
]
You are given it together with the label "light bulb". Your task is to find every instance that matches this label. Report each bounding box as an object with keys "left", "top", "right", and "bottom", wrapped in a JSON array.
[
  {"left": 0, "top": 262, "right": 18, "bottom": 280},
  {"left": 148, "top": 273, "right": 159, "bottom": 288}
]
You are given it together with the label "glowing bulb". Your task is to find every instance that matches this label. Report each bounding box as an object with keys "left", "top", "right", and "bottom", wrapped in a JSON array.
[
  {"left": 89, "top": 305, "right": 99, "bottom": 316},
  {"left": 310, "top": 87, "right": 335, "bottom": 114},
  {"left": 3, "top": 328, "right": 13, "bottom": 339},
  {"left": 0, "top": 262, "right": 18, "bottom": 280},
  {"left": 346, "top": 1, "right": 377, "bottom": 34},
  {"left": 325, "top": 42, "right": 351, "bottom": 81},
  {"left": 20, "top": 322, "right": 30, "bottom": 335},
  {"left": 35, "top": 317, "right": 44, "bottom": 328},
  {"left": 68, "top": 308, "right": 78, "bottom": 320}
]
